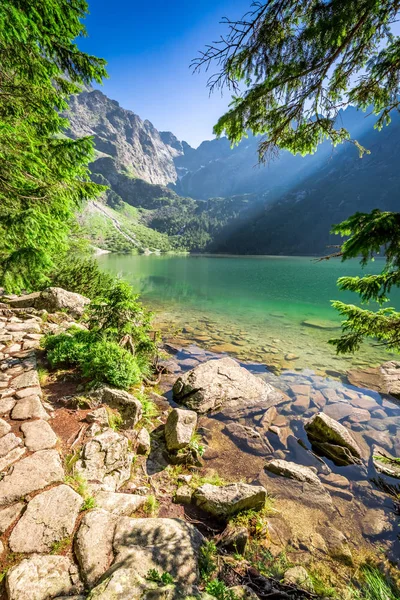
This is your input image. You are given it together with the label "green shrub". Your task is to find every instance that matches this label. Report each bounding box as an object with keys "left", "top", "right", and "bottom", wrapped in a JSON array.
[
  {"left": 82, "top": 341, "right": 141, "bottom": 389},
  {"left": 43, "top": 330, "right": 141, "bottom": 389},
  {"left": 205, "top": 579, "right": 238, "bottom": 600},
  {"left": 51, "top": 257, "right": 114, "bottom": 299},
  {"left": 44, "top": 328, "right": 93, "bottom": 368}
]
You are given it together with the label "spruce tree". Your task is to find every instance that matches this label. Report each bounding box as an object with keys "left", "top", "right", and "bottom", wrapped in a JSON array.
[
  {"left": 0, "top": 0, "right": 107, "bottom": 292},
  {"left": 195, "top": 0, "right": 400, "bottom": 354}
]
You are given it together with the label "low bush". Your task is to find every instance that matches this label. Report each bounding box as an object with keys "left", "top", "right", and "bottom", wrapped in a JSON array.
[
  {"left": 44, "top": 264, "right": 158, "bottom": 390},
  {"left": 43, "top": 329, "right": 141, "bottom": 389},
  {"left": 45, "top": 328, "right": 93, "bottom": 368},
  {"left": 81, "top": 340, "right": 141, "bottom": 389}
]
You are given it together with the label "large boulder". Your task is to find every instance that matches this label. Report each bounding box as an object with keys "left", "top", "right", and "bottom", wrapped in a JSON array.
[
  {"left": 34, "top": 287, "right": 90, "bottom": 317},
  {"left": 89, "top": 387, "right": 143, "bottom": 426},
  {"left": 89, "top": 517, "right": 204, "bottom": 598},
  {"left": 9, "top": 484, "right": 82, "bottom": 553},
  {"left": 165, "top": 408, "right": 197, "bottom": 451},
  {"left": 75, "top": 429, "right": 133, "bottom": 491},
  {"left": 305, "top": 412, "right": 362, "bottom": 466},
  {"left": 173, "top": 357, "right": 280, "bottom": 413},
  {"left": 193, "top": 483, "right": 266, "bottom": 518},
  {"left": 6, "top": 554, "right": 82, "bottom": 600}
]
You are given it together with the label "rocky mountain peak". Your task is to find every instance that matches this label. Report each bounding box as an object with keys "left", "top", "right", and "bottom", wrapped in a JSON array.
[{"left": 66, "top": 89, "right": 178, "bottom": 186}]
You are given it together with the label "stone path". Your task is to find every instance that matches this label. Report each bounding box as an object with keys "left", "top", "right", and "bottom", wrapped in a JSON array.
[{"left": 0, "top": 309, "right": 206, "bottom": 600}]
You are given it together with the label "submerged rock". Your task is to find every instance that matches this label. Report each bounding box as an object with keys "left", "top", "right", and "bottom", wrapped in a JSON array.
[
  {"left": 318, "top": 526, "right": 353, "bottom": 564},
  {"left": 225, "top": 422, "right": 273, "bottom": 456},
  {"left": 193, "top": 482, "right": 266, "bottom": 518},
  {"left": 372, "top": 445, "right": 400, "bottom": 479},
  {"left": 173, "top": 357, "right": 280, "bottom": 413},
  {"left": 305, "top": 412, "right": 362, "bottom": 466}
]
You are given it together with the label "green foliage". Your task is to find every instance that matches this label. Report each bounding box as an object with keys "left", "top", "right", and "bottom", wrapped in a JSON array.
[
  {"left": 43, "top": 277, "right": 157, "bottom": 389},
  {"left": 81, "top": 496, "right": 97, "bottom": 511},
  {"left": 50, "top": 537, "right": 71, "bottom": 555},
  {"left": 327, "top": 210, "right": 400, "bottom": 353},
  {"left": 44, "top": 328, "right": 93, "bottom": 368},
  {"left": 195, "top": 1, "right": 400, "bottom": 159},
  {"left": 136, "top": 391, "right": 159, "bottom": 425},
  {"left": 229, "top": 502, "right": 275, "bottom": 539},
  {"left": 107, "top": 409, "right": 124, "bottom": 431},
  {"left": 87, "top": 280, "right": 156, "bottom": 366},
  {"left": 82, "top": 340, "right": 141, "bottom": 389},
  {"left": 51, "top": 257, "right": 115, "bottom": 299},
  {"left": 65, "top": 473, "right": 96, "bottom": 510},
  {"left": 146, "top": 569, "right": 174, "bottom": 585},
  {"left": 205, "top": 579, "right": 238, "bottom": 600},
  {"left": 143, "top": 495, "right": 159, "bottom": 516},
  {"left": 188, "top": 432, "right": 206, "bottom": 457},
  {"left": 44, "top": 329, "right": 141, "bottom": 389},
  {"left": 199, "top": 541, "right": 218, "bottom": 582},
  {"left": 352, "top": 564, "right": 400, "bottom": 600},
  {"left": 0, "top": 0, "right": 107, "bottom": 292}
]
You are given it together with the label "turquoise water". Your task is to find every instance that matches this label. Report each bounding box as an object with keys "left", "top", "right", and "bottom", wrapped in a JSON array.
[{"left": 97, "top": 254, "right": 400, "bottom": 375}]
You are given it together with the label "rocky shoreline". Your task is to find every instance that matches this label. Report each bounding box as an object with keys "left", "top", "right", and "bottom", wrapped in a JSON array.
[{"left": 0, "top": 290, "right": 398, "bottom": 599}]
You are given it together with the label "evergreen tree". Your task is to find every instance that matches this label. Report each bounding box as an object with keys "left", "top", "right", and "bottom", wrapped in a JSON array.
[
  {"left": 195, "top": 0, "right": 400, "bottom": 354},
  {"left": 0, "top": 0, "right": 107, "bottom": 292}
]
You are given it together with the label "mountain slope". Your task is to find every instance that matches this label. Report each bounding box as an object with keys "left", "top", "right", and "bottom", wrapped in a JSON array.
[{"left": 210, "top": 112, "right": 400, "bottom": 256}]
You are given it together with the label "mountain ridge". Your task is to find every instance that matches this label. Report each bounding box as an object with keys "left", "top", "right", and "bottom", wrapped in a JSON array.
[{"left": 66, "top": 89, "right": 400, "bottom": 256}]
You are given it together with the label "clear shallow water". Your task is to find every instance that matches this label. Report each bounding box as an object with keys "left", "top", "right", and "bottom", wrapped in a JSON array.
[
  {"left": 98, "top": 253, "right": 400, "bottom": 561},
  {"left": 98, "top": 254, "right": 400, "bottom": 375}
]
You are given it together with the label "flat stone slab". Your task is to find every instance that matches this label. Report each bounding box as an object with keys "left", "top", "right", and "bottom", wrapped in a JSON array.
[
  {"left": 0, "top": 396, "right": 16, "bottom": 416},
  {"left": 11, "top": 369, "right": 40, "bottom": 390},
  {"left": 75, "top": 509, "right": 117, "bottom": 587},
  {"left": 21, "top": 419, "right": 57, "bottom": 451},
  {"left": 15, "top": 386, "right": 42, "bottom": 399},
  {"left": 0, "top": 449, "right": 64, "bottom": 505},
  {"left": 0, "top": 502, "right": 24, "bottom": 534},
  {"left": 9, "top": 484, "right": 82, "bottom": 553},
  {"left": 0, "top": 432, "right": 23, "bottom": 457},
  {"left": 0, "top": 447, "right": 26, "bottom": 471},
  {"left": 11, "top": 396, "right": 49, "bottom": 420},
  {"left": 95, "top": 491, "right": 147, "bottom": 516},
  {"left": 0, "top": 418, "right": 11, "bottom": 437},
  {"left": 6, "top": 554, "right": 82, "bottom": 600}
]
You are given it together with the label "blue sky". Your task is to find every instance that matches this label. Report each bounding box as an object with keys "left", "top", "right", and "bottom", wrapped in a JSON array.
[{"left": 78, "top": 0, "right": 251, "bottom": 146}]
